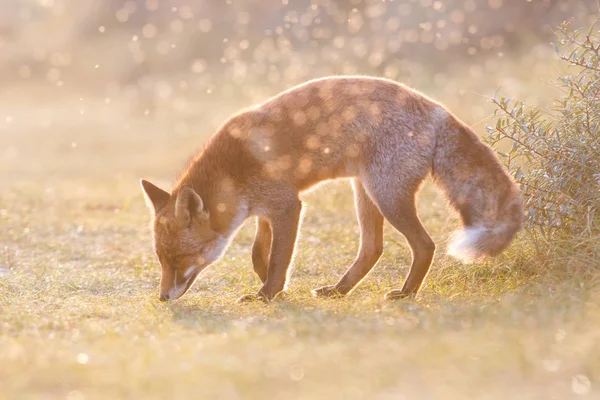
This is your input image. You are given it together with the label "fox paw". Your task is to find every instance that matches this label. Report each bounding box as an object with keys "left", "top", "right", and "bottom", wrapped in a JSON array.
[
  {"left": 312, "top": 285, "right": 345, "bottom": 298},
  {"left": 384, "top": 289, "right": 414, "bottom": 301},
  {"left": 236, "top": 293, "right": 269, "bottom": 304}
]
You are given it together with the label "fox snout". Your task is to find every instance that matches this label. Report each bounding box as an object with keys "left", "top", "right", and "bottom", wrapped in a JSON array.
[
  {"left": 159, "top": 290, "right": 182, "bottom": 302},
  {"left": 159, "top": 266, "right": 200, "bottom": 302}
]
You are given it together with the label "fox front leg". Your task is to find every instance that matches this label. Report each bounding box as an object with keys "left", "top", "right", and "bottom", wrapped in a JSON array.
[
  {"left": 251, "top": 217, "right": 271, "bottom": 283},
  {"left": 237, "top": 199, "right": 302, "bottom": 303}
]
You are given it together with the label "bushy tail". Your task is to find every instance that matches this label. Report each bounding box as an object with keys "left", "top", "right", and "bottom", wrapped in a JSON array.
[{"left": 432, "top": 114, "right": 524, "bottom": 263}]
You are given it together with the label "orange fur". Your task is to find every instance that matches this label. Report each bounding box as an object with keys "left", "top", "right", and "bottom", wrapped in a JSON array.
[{"left": 141, "top": 76, "right": 523, "bottom": 302}]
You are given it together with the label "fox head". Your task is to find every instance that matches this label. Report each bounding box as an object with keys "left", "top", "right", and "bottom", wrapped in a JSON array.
[{"left": 140, "top": 179, "right": 227, "bottom": 301}]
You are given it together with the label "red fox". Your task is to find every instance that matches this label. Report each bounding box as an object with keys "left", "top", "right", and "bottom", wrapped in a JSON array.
[{"left": 141, "top": 76, "right": 523, "bottom": 303}]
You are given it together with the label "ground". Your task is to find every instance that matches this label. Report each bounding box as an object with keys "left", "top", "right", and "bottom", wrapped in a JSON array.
[{"left": 1, "top": 83, "right": 598, "bottom": 399}]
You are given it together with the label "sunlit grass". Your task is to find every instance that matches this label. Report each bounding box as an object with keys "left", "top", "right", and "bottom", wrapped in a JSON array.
[{"left": 1, "top": 166, "right": 599, "bottom": 399}]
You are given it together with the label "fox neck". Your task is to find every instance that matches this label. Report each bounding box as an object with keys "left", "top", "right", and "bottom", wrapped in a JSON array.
[{"left": 174, "top": 135, "right": 253, "bottom": 236}]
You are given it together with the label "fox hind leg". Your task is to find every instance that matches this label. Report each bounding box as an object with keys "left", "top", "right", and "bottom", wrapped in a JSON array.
[
  {"left": 363, "top": 175, "right": 435, "bottom": 299},
  {"left": 382, "top": 206, "right": 435, "bottom": 299},
  {"left": 312, "top": 178, "right": 384, "bottom": 298}
]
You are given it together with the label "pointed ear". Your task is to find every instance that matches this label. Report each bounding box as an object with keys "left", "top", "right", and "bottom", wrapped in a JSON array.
[
  {"left": 140, "top": 179, "right": 171, "bottom": 214},
  {"left": 175, "top": 185, "right": 209, "bottom": 225}
]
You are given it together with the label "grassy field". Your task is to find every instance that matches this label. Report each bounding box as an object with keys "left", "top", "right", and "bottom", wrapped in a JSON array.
[{"left": 1, "top": 66, "right": 599, "bottom": 399}]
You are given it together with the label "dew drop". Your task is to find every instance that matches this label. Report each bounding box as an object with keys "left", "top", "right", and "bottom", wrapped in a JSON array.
[{"left": 76, "top": 353, "right": 89, "bottom": 365}]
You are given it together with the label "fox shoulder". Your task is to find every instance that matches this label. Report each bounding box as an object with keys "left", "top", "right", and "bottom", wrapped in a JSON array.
[{"left": 219, "top": 108, "right": 275, "bottom": 138}]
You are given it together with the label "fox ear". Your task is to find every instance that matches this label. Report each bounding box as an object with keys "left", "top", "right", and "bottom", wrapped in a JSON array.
[
  {"left": 175, "top": 185, "right": 209, "bottom": 225},
  {"left": 140, "top": 179, "right": 171, "bottom": 214}
]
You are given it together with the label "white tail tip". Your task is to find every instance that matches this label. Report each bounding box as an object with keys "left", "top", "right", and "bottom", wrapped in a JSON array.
[{"left": 447, "top": 226, "right": 488, "bottom": 263}]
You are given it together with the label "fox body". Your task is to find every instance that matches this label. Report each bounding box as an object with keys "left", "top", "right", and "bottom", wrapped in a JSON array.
[{"left": 141, "top": 76, "right": 523, "bottom": 302}]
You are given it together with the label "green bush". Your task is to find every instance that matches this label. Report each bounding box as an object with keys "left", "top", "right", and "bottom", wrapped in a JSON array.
[{"left": 487, "top": 20, "right": 600, "bottom": 240}]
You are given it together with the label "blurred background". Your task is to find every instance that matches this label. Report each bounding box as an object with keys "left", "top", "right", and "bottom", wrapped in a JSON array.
[{"left": 0, "top": 0, "right": 596, "bottom": 185}]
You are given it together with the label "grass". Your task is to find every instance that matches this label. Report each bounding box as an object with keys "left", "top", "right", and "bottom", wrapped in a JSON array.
[{"left": 1, "top": 62, "right": 599, "bottom": 399}]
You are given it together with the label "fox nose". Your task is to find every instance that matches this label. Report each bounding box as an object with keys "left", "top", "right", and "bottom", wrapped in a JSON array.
[{"left": 159, "top": 293, "right": 169, "bottom": 302}]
